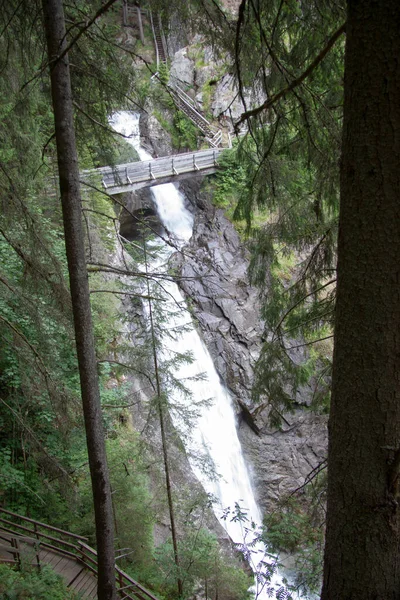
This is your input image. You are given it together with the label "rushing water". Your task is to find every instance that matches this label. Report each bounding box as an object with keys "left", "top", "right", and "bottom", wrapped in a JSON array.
[{"left": 110, "top": 112, "right": 305, "bottom": 599}]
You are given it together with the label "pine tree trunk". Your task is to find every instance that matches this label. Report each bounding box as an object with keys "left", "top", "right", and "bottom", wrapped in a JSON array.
[
  {"left": 41, "top": 1, "right": 117, "bottom": 598},
  {"left": 144, "top": 248, "right": 183, "bottom": 597},
  {"left": 321, "top": 1, "right": 400, "bottom": 598}
]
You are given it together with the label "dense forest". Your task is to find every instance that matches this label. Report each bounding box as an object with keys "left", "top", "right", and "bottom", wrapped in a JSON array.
[{"left": 1, "top": 1, "right": 399, "bottom": 599}]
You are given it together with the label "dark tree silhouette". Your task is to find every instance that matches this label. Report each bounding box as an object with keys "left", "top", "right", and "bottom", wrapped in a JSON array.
[
  {"left": 321, "top": 1, "right": 400, "bottom": 598},
  {"left": 41, "top": 0, "right": 117, "bottom": 597}
]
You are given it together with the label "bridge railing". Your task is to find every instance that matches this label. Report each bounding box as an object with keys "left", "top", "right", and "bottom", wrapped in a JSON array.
[
  {"left": 0, "top": 507, "right": 159, "bottom": 600},
  {"left": 97, "top": 149, "right": 223, "bottom": 190}
]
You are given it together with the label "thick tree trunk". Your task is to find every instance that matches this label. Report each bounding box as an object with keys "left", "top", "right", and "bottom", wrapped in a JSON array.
[
  {"left": 321, "top": 2, "right": 400, "bottom": 598},
  {"left": 41, "top": 1, "right": 117, "bottom": 598}
]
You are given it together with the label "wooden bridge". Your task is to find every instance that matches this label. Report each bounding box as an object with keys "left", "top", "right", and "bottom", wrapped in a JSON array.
[
  {"left": 0, "top": 507, "right": 159, "bottom": 600},
  {"left": 91, "top": 148, "right": 224, "bottom": 195}
]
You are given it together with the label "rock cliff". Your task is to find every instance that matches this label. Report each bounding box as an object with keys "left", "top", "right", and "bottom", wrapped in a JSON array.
[{"left": 172, "top": 179, "right": 327, "bottom": 513}]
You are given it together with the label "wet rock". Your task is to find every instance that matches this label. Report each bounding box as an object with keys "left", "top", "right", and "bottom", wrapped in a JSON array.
[
  {"left": 239, "top": 411, "right": 327, "bottom": 513},
  {"left": 174, "top": 179, "right": 262, "bottom": 408},
  {"left": 174, "top": 178, "right": 328, "bottom": 513}
]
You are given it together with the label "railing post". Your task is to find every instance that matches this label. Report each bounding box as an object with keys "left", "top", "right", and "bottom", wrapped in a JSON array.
[
  {"left": 149, "top": 162, "right": 155, "bottom": 180},
  {"left": 118, "top": 570, "right": 124, "bottom": 598},
  {"left": 137, "top": 6, "right": 145, "bottom": 44},
  {"left": 34, "top": 522, "right": 41, "bottom": 571},
  {"left": 11, "top": 537, "right": 21, "bottom": 570}
]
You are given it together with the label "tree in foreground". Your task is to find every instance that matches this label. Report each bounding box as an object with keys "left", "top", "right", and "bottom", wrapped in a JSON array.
[
  {"left": 41, "top": 0, "right": 116, "bottom": 597},
  {"left": 321, "top": 1, "right": 400, "bottom": 597},
  {"left": 210, "top": 0, "right": 400, "bottom": 594}
]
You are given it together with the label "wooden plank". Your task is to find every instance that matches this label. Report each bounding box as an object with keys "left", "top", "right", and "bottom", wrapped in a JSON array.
[
  {"left": 42, "top": 551, "right": 66, "bottom": 570},
  {"left": 83, "top": 576, "right": 98, "bottom": 598},
  {"left": 66, "top": 566, "right": 86, "bottom": 588},
  {"left": 69, "top": 569, "right": 88, "bottom": 592},
  {"left": 57, "top": 557, "right": 83, "bottom": 583},
  {"left": 72, "top": 570, "right": 96, "bottom": 594},
  {"left": 0, "top": 524, "right": 159, "bottom": 600},
  {"left": 78, "top": 574, "right": 97, "bottom": 597}
]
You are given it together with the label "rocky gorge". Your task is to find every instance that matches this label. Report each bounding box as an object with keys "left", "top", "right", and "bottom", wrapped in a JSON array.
[
  {"left": 118, "top": 165, "right": 327, "bottom": 517},
  {"left": 109, "top": 10, "right": 329, "bottom": 595},
  {"left": 117, "top": 21, "right": 328, "bottom": 517}
]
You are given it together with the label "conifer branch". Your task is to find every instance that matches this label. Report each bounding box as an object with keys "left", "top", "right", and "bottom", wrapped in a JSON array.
[
  {"left": 288, "top": 459, "right": 328, "bottom": 498},
  {"left": 0, "top": 314, "right": 50, "bottom": 377},
  {"left": 89, "top": 289, "right": 159, "bottom": 301},
  {"left": 73, "top": 101, "right": 130, "bottom": 138},
  {"left": 283, "top": 334, "right": 334, "bottom": 351},
  {"left": 282, "top": 309, "right": 334, "bottom": 336},
  {"left": 80, "top": 179, "right": 182, "bottom": 251},
  {"left": 273, "top": 278, "right": 337, "bottom": 337},
  {"left": 235, "top": 22, "right": 346, "bottom": 129},
  {"left": 21, "top": 0, "right": 119, "bottom": 90},
  {"left": 87, "top": 261, "right": 207, "bottom": 283},
  {"left": 97, "top": 359, "right": 156, "bottom": 392}
]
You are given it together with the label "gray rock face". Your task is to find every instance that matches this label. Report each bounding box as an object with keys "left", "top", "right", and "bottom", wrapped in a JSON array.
[
  {"left": 139, "top": 110, "right": 173, "bottom": 158},
  {"left": 239, "top": 411, "right": 327, "bottom": 513},
  {"left": 211, "top": 74, "right": 244, "bottom": 119},
  {"left": 174, "top": 179, "right": 328, "bottom": 513},
  {"left": 169, "top": 48, "right": 195, "bottom": 88},
  {"left": 174, "top": 179, "right": 261, "bottom": 409}
]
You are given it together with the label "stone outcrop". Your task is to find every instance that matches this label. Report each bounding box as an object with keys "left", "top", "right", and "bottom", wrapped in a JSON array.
[
  {"left": 174, "top": 179, "right": 261, "bottom": 408},
  {"left": 169, "top": 48, "right": 195, "bottom": 88},
  {"left": 139, "top": 110, "right": 173, "bottom": 158}
]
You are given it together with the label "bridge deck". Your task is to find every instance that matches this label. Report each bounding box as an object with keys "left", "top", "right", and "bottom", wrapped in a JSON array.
[{"left": 88, "top": 148, "right": 224, "bottom": 195}]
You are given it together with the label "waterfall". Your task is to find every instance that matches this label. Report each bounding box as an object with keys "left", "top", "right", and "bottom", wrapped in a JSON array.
[{"left": 110, "top": 112, "right": 305, "bottom": 599}]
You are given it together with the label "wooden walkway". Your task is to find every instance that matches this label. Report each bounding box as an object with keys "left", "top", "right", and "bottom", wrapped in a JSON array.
[
  {"left": 90, "top": 148, "right": 224, "bottom": 195},
  {"left": 0, "top": 508, "right": 159, "bottom": 600},
  {"left": 0, "top": 529, "right": 97, "bottom": 598}
]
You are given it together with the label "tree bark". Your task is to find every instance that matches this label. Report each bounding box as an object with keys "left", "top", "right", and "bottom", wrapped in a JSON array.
[
  {"left": 41, "top": 1, "right": 117, "bottom": 598},
  {"left": 321, "top": 1, "right": 400, "bottom": 598}
]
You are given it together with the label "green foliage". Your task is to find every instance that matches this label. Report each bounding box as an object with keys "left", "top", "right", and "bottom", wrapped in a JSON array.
[
  {"left": 0, "top": 0, "right": 140, "bottom": 532},
  {"left": 262, "top": 471, "right": 327, "bottom": 596},
  {"left": 153, "top": 528, "right": 252, "bottom": 600},
  {"left": 218, "top": 0, "right": 345, "bottom": 420},
  {"left": 69, "top": 426, "right": 155, "bottom": 575},
  {"left": 154, "top": 107, "right": 199, "bottom": 151},
  {"left": 107, "top": 428, "right": 155, "bottom": 572},
  {"left": 112, "top": 136, "right": 140, "bottom": 164},
  {"left": 212, "top": 149, "right": 247, "bottom": 213},
  {"left": 0, "top": 564, "right": 79, "bottom": 599}
]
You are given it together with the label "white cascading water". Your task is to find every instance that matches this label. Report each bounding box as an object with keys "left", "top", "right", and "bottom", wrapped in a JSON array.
[{"left": 111, "top": 112, "right": 305, "bottom": 599}]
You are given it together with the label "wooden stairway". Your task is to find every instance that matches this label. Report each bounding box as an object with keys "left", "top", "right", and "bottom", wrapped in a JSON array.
[
  {"left": 148, "top": 10, "right": 223, "bottom": 147},
  {"left": 149, "top": 11, "right": 168, "bottom": 68},
  {"left": 153, "top": 15, "right": 167, "bottom": 64},
  {"left": 0, "top": 508, "right": 159, "bottom": 600},
  {"left": 168, "top": 86, "right": 223, "bottom": 147}
]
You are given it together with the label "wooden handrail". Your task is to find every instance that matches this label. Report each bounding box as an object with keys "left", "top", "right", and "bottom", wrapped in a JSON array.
[
  {"left": 0, "top": 507, "right": 160, "bottom": 600},
  {"left": 0, "top": 508, "right": 88, "bottom": 541},
  {"left": 0, "top": 517, "right": 80, "bottom": 548}
]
